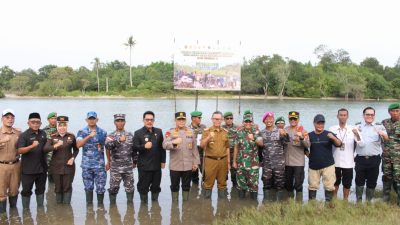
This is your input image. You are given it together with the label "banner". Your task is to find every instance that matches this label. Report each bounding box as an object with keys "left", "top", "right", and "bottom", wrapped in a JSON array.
[{"left": 173, "top": 44, "right": 241, "bottom": 91}]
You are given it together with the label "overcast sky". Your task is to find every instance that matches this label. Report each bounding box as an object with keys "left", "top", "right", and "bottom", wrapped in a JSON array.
[{"left": 1, "top": 0, "right": 399, "bottom": 71}]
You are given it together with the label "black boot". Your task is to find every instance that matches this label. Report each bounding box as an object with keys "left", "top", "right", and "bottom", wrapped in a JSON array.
[
  {"left": 97, "top": 193, "right": 104, "bottom": 205},
  {"left": 63, "top": 192, "right": 72, "bottom": 204},
  {"left": 0, "top": 200, "right": 6, "bottom": 214},
  {"left": 151, "top": 192, "right": 159, "bottom": 201},
  {"left": 204, "top": 189, "right": 212, "bottom": 199},
  {"left": 277, "top": 190, "right": 286, "bottom": 202},
  {"left": 56, "top": 193, "right": 63, "bottom": 204},
  {"left": 9, "top": 196, "right": 18, "bottom": 208},
  {"left": 218, "top": 189, "right": 227, "bottom": 199},
  {"left": 356, "top": 186, "right": 364, "bottom": 203},
  {"left": 287, "top": 190, "right": 295, "bottom": 199},
  {"left": 109, "top": 193, "right": 117, "bottom": 206},
  {"left": 308, "top": 190, "right": 317, "bottom": 200},
  {"left": 86, "top": 191, "right": 93, "bottom": 205},
  {"left": 397, "top": 184, "right": 400, "bottom": 207},
  {"left": 238, "top": 190, "right": 246, "bottom": 199},
  {"left": 140, "top": 193, "right": 148, "bottom": 203},
  {"left": 36, "top": 194, "right": 44, "bottom": 207},
  {"left": 325, "top": 190, "right": 333, "bottom": 202},
  {"left": 171, "top": 192, "right": 179, "bottom": 202},
  {"left": 366, "top": 188, "right": 375, "bottom": 202},
  {"left": 126, "top": 192, "right": 134, "bottom": 204},
  {"left": 182, "top": 191, "right": 189, "bottom": 201},
  {"left": 249, "top": 192, "right": 258, "bottom": 200},
  {"left": 263, "top": 189, "right": 273, "bottom": 202},
  {"left": 383, "top": 181, "right": 392, "bottom": 203},
  {"left": 22, "top": 196, "right": 30, "bottom": 209}
]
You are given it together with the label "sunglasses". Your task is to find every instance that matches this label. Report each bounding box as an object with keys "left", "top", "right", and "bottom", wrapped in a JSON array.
[
  {"left": 225, "top": 117, "right": 233, "bottom": 120},
  {"left": 289, "top": 118, "right": 298, "bottom": 121},
  {"left": 144, "top": 118, "right": 154, "bottom": 122},
  {"left": 244, "top": 120, "right": 252, "bottom": 123}
]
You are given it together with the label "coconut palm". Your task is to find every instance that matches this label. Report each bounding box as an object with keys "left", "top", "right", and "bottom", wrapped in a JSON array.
[
  {"left": 92, "top": 57, "right": 101, "bottom": 92},
  {"left": 124, "top": 36, "right": 136, "bottom": 87}
]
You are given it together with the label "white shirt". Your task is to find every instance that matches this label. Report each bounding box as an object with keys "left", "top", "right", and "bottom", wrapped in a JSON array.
[{"left": 329, "top": 124, "right": 355, "bottom": 168}]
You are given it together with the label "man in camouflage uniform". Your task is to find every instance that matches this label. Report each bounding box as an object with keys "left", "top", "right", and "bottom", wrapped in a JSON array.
[
  {"left": 163, "top": 112, "right": 200, "bottom": 202},
  {"left": 222, "top": 112, "right": 238, "bottom": 187},
  {"left": 189, "top": 111, "right": 206, "bottom": 185},
  {"left": 105, "top": 114, "right": 136, "bottom": 205},
  {"left": 43, "top": 112, "right": 57, "bottom": 183},
  {"left": 259, "top": 112, "right": 288, "bottom": 202},
  {"left": 77, "top": 111, "right": 107, "bottom": 206},
  {"left": 381, "top": 103, "right": 400, "bottom": 206},
  {"left": 232, "top": 112, "right": 261, "bottom": 200}
]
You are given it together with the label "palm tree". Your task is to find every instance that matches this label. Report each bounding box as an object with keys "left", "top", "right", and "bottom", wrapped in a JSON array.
[
  {"left": 124, "top": 36, "right": 136, "bottom": 87},
  {"left": 92, "top": 57, "right": 101, "bottom": 92}
]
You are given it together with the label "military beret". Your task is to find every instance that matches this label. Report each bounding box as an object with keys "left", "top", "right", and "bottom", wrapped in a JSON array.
[
  {"left": 243, "top": 109, "right": 252, "bottom": 115},
  {"left": 388, "top": 103, "right": 400, "bottom": 110},
  {"left": 57, "top": 116, "right": 69, "bottom": 123},
  {"left": 114, "top": 114, "right": 125, "bottom": 121},
  {"left": 262, "top": 112, "right": 274, "bottom": 122},
  {"left": 243, "top": 113, "right": 253, "bottom": 122},
  {"left": 190, "top": 111, "right": 202, "bottom": 117},
  {"left": 28, "top": 112, "right": 41, "bottom": 120},
  {"left": 47, "top": 112, "right": 57, "bottom": 119},
  {"left": 223, "top": 112, "right": 233, "bottom": 118},
  {"left": 275, "top": 116, "right": 285, "bottom": 124},
  {"left": 288, "top": 111, "right": 299, "bottom": 119},
  {"left": 175, "top": 112, "right": 186, "bottom": 119}
]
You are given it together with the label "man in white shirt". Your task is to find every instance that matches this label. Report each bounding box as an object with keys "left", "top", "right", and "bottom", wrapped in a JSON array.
[{"left": 329, "top": 108, "right": 355, "bottom": 201}]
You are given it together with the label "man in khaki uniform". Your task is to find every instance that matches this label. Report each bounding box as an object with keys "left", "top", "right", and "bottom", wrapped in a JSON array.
[
  {"left": 163, "top": 112, "right": 200, "bottom": 202},
  {"left": 0, "top": 109, "right": 21, "bottom": 213},
  {"left": 201, "top": 111, "right": 230, "bottom": 199}
]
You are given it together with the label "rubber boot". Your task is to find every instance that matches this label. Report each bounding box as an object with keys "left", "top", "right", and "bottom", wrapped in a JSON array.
[
  {"left": 356, "top": 186, "right": 364, "bottom": 203},
  {"left": 308, "top": 190, "right": 317, "bottom": 200},
  {"left": 151, "top": 192, "right": 159, "bottom": 201},
  {"left": 8, "top": 196, "right": 18, "bottom": 208},
  {"left": 56, "top": 193, "right": 63, "bottom": 204},
  {"left": 86, "top": 191, "right": 93, "bottom": 205},
  {"left": 287, "top": 190, "right": 294, "bottom": 199},
  {"left": 109, "top": 193, "right": 117, "bottom": 206},
  {"left": 263, "top": 189, "right": 273, "bottom": 202},
  {"left": 325, "top": 190, "right": 333, "bottom": 202},
  {"left": 204, "top": 189, "right": 212, "bottom": 199},
  {"left": 397, "top": 183, "right": 400, "bottom": 207},
  {"left": 238, "top": 190, "right": 246, "bottom": 199},
  {"left": 249, "top": 192, "right": 258, "bottom": 200},
  {"left": 382, "top": 181, "right": 392, "bottom": 203},
  {"left": 140, "top": 193, "right": 148, "bottom": 203},
  {"left": 171, "top": 192, "right": 179, "bottom": 202},
  {"left": 218, "top": 189, "right": 227, "bottom": 199},
  {"left": 277, "top": 190, "right": 285, "bottom": 202},
  {"left": 343, "top": 188, "right": 350, "bottom": 201},
  {"left": 182, "top": 191, "right": 189, "bottom": 201},
  {"left": 366, "top": 188, "right": 375, "bottom": 202},
  {"left": 295, "top": 191, "right": 303, "bottom": 202},
  {"left": 333, "top": 185, "right": 339, "bottom": 198},
  {"left": 63, "top": 192, "right": 72, "bottom": 204},
  {"left": 0, "top": 201, "right": 6, "bottom": 214},
  {"left": 36, "top": 194, "right": 44, "bottom": 207},
  {"left": 126, "top": 192, "right": 134, "bottom": 204},
  {"left": 97, "top": 193, "right": 104, "bottom": 205},
  {"left": 22, "top": 196, "right": 30, "bottom": 209}
]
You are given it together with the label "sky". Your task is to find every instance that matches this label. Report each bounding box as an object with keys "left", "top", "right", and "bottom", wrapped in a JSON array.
[{"left": 1, "top": 0, "right": 399, "bottom": 71}]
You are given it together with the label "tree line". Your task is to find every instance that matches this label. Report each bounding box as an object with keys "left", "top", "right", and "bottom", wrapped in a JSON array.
[{"left": 1, "top": 45, "right": 400, "bottom": 100}]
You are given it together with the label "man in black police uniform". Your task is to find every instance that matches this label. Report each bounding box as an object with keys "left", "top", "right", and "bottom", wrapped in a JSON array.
[
  {"left": 17, "top": 113, "right": 48, "bottom": 209},
  {"left": 133, "top": 111, "right": 166, "bottom": 203}
]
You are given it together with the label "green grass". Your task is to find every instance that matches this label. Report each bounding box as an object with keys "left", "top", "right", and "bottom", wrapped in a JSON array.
[{"left": 215, "top": 198, "right": 400, "bottom": 225}]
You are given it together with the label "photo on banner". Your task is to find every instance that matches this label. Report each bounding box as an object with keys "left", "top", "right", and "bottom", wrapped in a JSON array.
[{"left": 173, "top": 44, "right": 241, "bottom": 91}]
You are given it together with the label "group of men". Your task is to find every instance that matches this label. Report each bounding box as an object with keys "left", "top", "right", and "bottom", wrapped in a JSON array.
[{"left": 0, "top": 103, "right": 400, "bottom": 214}]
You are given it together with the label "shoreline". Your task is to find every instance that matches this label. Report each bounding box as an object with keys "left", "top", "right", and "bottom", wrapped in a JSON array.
[{"left": 3, "top": 94, "right": 398, "bottom": 101}]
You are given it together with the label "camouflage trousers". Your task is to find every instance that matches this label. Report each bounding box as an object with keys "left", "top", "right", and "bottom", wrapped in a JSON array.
[
  {"left": 108, "top": 171, "right": 134, "bottom": 194},
  {"left": 262, "top": 161, "right": 285, "bottom": 190},
  {"left": 382, "top": 153, "right": 400, "bottom": 183},
  {"left": 82, "top": 168, "right": 107, "bottom": 194},
  {"left": 236, "top": 167, "right": 259, "bottom": 192}
]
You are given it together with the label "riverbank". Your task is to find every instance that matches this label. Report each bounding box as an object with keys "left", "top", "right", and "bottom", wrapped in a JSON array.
[
  {"left": 215, "top": 197, "right": 400, "bottom": 225},
  {"left": 3, "top": 93, "right": 398, "bottom": 101}
]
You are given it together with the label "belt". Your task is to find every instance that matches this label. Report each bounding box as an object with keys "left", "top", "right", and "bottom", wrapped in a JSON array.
[
  {"left": 206, "top": 155, "right": 227, "bottom": 161},
  {"left": 0, "top": 159, "right": 19, "bottom": 165},
  {"left": 357, "top": 155, "right": 379, "bottom": 159}
]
